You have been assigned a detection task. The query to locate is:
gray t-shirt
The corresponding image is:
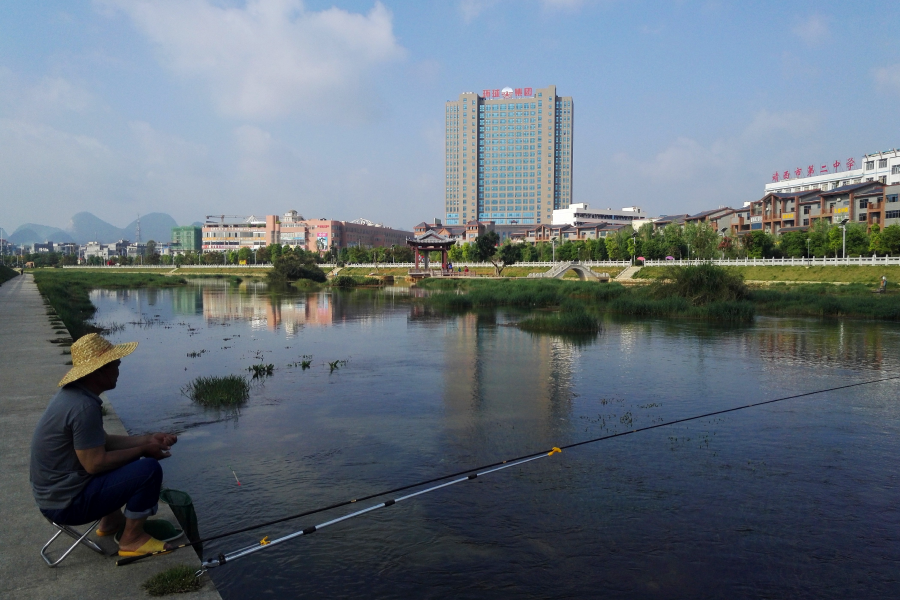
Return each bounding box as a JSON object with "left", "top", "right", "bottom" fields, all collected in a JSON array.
[{"left": 30, "top": 384, "right": 107, "bottom": 510}]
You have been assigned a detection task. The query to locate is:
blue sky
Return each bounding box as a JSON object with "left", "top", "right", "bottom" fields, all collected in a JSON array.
[{"left": 1, "top": 0, "right": 899, "bottom": 233}]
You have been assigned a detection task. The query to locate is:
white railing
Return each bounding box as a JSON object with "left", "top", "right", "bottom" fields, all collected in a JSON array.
[
  {"left": 335, "top": 260, "right": 631, "bottom": 268},
  {"left": 641, "top": 256, "right": 900, "bottom": 267},
  {"left": 63, "top": 264, "right": 273, "bottom": 269}
]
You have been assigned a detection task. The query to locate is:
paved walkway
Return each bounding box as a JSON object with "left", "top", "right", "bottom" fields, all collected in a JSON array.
[
  {"left": 0, "top": 274, "right": 220, "bottom": 599},
  {"left": 615, "top": 265, "right": 643, "bottom": 280}
]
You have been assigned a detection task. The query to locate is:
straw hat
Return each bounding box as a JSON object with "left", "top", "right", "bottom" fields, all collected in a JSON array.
[{"left": 58, "top": 333, "right": 138, "bottom": 387}]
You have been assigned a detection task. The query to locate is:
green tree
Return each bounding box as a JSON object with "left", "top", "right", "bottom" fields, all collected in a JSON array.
[
  {"left": 556, "top": 240, "right": 578, "bottom": 261},
  {"left": 237, "top": 247, "right": 252, "bottom": 264},
  {"left": 743, "top": 231, "right": 774, "bottom": 258},
  {"left": 779, "top": 231, "right": 808, "bottom": 258},
  {"left": 268, "top": 253, "right": 326, "bottom": 283},
  {"left": 844, "top": 223, "right": 870, "bottom": 256},
  {"left": 683, "top": 222, "right": 719, "bottom": 259},
  {"left": 808, "top": 220, "right": 830, "bottom": 257},
  {"left": 448, "top": 243, "right": 465, "bottom": 262},
  {"left": 661, "top": 224, "right": 685, "bottom": 258},
  {"left": 473, "top": 231, "right": 518, "bottom": 275},
  {"left": 874, "top": 224, "right": 900, "bottom": 255}
]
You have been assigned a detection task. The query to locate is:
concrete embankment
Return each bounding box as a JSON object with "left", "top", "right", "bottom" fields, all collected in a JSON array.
[{"left": 0, "top": 274, "right": 220, "bottom": 599}]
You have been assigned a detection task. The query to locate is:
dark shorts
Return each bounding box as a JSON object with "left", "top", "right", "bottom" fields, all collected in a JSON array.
[{"left": 41, "top": 458, "right": 162, "bottom": 525}]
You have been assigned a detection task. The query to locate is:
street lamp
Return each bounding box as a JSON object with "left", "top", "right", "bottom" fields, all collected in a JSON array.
[
  {"left": 631, "top": 231, "right": 637, "bottom": 266},
  {"left": 840, "top": 218, "right": 849, "bottom": 260},
  {"left": 806, "top": 237, "right": 810, "bottom": 262},
  {"left": 551, "top": 236, "right": 558, "bottom": 262}
]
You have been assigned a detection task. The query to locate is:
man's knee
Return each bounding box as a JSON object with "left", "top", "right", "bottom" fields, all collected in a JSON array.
[{"left": 134, "top": 457, "right": 163, "bottom": 485}]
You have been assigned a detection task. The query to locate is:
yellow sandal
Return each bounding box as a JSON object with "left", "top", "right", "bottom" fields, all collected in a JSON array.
[{"left": 117, "top": 536, "right": 170, "bottom": 557}]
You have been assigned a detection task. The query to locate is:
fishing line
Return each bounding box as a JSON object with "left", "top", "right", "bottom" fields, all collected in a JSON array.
[{"left": 116, "top": 373, "right": 900, "bottom": 567}]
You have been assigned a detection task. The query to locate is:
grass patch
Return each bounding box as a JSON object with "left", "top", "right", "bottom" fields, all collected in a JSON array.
[
  {"left": 141, "top": 564, "right": 202, "bottom": 596},
  {"left": 636, "top": 264, "right": 900, "bottom": 285},
  {"left": 518, "top": 309, "right": 601, "bottom": 334},
  {"left": 32, "top": 271, "right": 187, "bottom": 339},
  {"left": 292, "top": 279, "right": 323, "bottom": 290},
  {"left": 330, "top": 275, "right": 383, "bottom": 287},
  {"left": 182, "top": 375, "right": 250, "bottom": 407},
  {"left": 0, "top": 264, "right": 19, "bottom": 286}
]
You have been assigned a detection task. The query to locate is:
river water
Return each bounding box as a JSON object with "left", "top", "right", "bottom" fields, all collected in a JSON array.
[{"left": 92, "top": 281, "right": 900, "bottom": 599}]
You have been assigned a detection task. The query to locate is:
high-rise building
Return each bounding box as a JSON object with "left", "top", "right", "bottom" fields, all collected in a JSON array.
[{"left": 444, "top": 85, "right": 573, "bottom": 226}]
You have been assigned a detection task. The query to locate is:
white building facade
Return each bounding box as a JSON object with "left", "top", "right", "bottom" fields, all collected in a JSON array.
[
  {"left": 552, "top": 203, "right": 646, "bottom": 227},
  {"left": 765, "top": 148, "right": 900, "bottom": 195}
]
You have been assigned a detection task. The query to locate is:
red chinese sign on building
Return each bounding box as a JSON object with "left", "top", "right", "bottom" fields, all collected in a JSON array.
[
  {"left": 482, "top": 87, "right": 534, "bottom": 99},
  {"left": 774, "top": 156, "right": 860, "bottom": 182}
]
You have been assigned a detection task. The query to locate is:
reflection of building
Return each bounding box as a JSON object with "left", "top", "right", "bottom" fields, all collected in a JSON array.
[
  {"left": 201, "top": 287, "right": 334, "bottom": 332},
  {"left": 440, "top": 312, "right": 573, "bottom": 433}
]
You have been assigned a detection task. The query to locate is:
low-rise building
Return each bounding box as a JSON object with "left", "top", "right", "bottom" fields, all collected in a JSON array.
[
  {"left": 201, "top": 212, "right": 413, "bottom": 254},
  {"left": 552, "top": 203, "right": 646, "bottom": 227},
  {"left": 171, "top": 226, "right": 202, "bottom": 252}
]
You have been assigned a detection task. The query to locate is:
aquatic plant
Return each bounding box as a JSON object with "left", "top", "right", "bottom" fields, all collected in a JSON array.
[
  {"left": 328, "top": 359, "right": 349, "bottom": 373},
  {"left": 182, "top": 375, "right": 250, "bottom": 407},
  {"left": 650, "top": 263, "right": 749, "bottom": 305},
  {"left": 141, "top": 564, "right": 202, "bottom": 596},
  {"left": 331, "top": 275, "right": 382, "bottom": 287},
  {"left": 248, "top": 363, "right": 274, "bottom": 378},
  {"left": 517, "top": 309, "right": 601, "bottom": 334}
]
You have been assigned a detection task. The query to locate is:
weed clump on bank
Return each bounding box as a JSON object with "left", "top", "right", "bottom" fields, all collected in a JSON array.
[
  {"left": 182, "top": 375, "right": 250, "bottom": 407},
  {"left": 141, "top": 564, "right": 202, "bottom": 596}
]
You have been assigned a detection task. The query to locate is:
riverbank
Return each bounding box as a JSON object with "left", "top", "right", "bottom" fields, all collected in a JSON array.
[
  {"left": 32, "top": 270, "right": 189, "bottom": 339},
  {"left": 0, "top": 274, "right": 219, "bottom": 599},
  {"left": 418, "top": 269, "right": 900, "bottom": 323},
  {"left": 636, "top": 264, "right": 900, "bottom": 285}
]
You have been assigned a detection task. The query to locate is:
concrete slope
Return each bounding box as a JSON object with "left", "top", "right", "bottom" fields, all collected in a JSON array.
[
  {"left": 615, "top": 266, "right": 642, "bottom": 280},
  {"left": 0, "top": 274, "right": 220, "bottom": 600}
]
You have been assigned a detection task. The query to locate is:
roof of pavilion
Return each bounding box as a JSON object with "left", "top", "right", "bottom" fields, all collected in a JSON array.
[{"left": 407, "top": 231, "right": 455, "bottom": 246}]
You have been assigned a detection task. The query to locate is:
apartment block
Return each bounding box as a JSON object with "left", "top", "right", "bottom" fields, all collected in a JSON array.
[{"left": 444, "top": 84, "right": 573, "bottom": 226}]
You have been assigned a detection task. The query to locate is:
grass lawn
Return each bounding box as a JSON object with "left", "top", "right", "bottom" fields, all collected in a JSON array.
[{"left": 635, "top": 265, "right": 900, "bottom": 286}]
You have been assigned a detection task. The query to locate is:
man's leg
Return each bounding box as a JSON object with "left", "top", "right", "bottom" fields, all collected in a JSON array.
[{"left": 42, "top": 458, "right": 169, "bottom": 550}]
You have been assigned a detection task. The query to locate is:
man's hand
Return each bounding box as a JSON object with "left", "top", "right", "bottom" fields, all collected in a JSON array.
[
  {"left": 151, "top": 432, "right": 178, "bottom": 447},
  {"left": 143, "top": 441, "right": 172, "bottom": 460}
]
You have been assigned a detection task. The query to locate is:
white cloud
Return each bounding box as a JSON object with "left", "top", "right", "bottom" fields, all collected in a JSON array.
[
  {"left": 611, "top": 110, "right": 822, "bottom": 211},
  {"left": 793, "top": 14, "right": 829, "bottom": 46},
  {"left": 98, "top": 0, "right": 405, "bottom": 120},
  {"left": 873, "top": 64, "right": 900, "bottom": 92},
  {"left": 460, "top": 0, "right": 498, "bottom": 23}
]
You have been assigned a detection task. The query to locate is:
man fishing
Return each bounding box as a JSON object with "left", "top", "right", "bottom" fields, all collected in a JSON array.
[{"left": 30, "top": 333, "right": 178, "bottom": 557}]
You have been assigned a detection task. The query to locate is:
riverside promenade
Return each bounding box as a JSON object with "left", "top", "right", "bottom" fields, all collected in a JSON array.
[{"left": 0, "top": 274, "right": 220, "bottom": 599}]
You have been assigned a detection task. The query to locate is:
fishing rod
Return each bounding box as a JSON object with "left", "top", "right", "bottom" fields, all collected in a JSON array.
[{"left": 116, "top": 373, "right": 900, "bottom": 568}]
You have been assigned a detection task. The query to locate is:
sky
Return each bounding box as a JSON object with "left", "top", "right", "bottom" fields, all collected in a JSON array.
[{"left": 1, "top": 0, "right": 899, "bottom": 234}]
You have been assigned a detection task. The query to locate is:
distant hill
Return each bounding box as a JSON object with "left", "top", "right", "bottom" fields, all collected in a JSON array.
[
  {"left": 13, "top": 212, "right": 183, "bottom": 245},
  {"left": 122, "top": 213, "right": 179, "bottom": 245},
  {"left": 9, "top": 224, "right": 75, "bottom": 245},
  {"left": 66, "top": 212, "right": 126, "bottom": 245}
]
